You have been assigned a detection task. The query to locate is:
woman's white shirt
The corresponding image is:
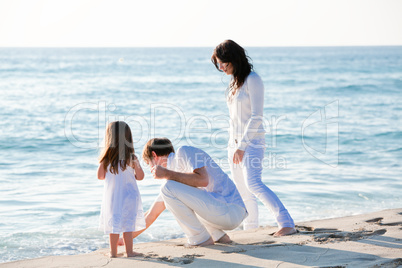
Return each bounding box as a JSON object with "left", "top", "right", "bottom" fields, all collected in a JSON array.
[{"left": 226, "top": 72, "right": 265, "bottom": 151}]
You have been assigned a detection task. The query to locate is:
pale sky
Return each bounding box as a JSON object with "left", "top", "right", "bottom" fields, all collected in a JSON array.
[{"left": 0, "top": 0, "right": 401, "bottom": 47}]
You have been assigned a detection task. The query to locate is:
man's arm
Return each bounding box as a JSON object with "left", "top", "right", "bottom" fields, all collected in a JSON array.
[
  {"left": 132, "top": 200, "right": 166, "bottom": 239},
  {"left": 151, "top": 166, "right": 209, "bottom": 188}
]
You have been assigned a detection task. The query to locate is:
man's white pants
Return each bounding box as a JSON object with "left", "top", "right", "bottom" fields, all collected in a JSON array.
[
  {"left": 161, "top": 180, "right": 247, "bottom": 246},
  {"left": 228, "top": 138, "right": 295, "bottom": 230}
]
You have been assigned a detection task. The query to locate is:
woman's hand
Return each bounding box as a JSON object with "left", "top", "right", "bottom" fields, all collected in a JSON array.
[
  {"left": 233, "top": 149, "right": 245, "bottom": 164},
  {"left": 150, "top": 165, "right": 168, "bottom": 179}
]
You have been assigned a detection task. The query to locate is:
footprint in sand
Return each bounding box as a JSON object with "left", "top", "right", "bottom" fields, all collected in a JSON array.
[
  {"left": 365, "top": 217, "right": 384, "bottom": 223},
  {"left": 143, "top": 253, "right": 204, "bottom": 264},
  {"left": 295, "top": 225, "right": 341, "bottom": 234},
  {"left": 247, "top": 241, "right": 276, "bottom": 246},
  {"left": 365, "top": 217, "right": 402, "bottom": 226},
  {"left": 376, "top": 258, "right": 402, "bottom": 267},
  {"left": 221, "top": 248, "right": 247, "bottom": 254},
  {"left": 313, "top": 229, "right": 387, "bottom": 243}
]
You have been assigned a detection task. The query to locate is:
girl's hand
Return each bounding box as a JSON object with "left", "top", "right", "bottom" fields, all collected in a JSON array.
[
  {"left": 150, "top": 165, "right": 168, "bottom": 179},
  {"left": 233, "top": 149, "right": 245, "bottom": 164},
  {"left": 131, "top": 154, "right": 145, "bottom": 180}
]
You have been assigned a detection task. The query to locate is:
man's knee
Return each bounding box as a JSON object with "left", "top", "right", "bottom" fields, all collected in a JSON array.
[{"left": 161, "top": 180, "right": 180, "bottom": 199}]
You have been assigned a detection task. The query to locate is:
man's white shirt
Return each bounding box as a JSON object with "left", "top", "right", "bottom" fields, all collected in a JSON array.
[{"left": 156, "top": 146, "right": 245, "bottom": 209}]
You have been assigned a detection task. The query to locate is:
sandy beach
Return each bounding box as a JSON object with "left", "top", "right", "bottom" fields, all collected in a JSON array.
[{"left": 1, "top": 208, "right": 401, "bottom": 267}]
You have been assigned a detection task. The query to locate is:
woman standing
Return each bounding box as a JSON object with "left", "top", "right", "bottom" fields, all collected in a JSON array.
[{"left": 211, "top": 40, "right": 296, "bottom": 236}]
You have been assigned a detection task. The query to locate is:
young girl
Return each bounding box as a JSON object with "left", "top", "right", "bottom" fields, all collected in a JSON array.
[
  {"left": 211, "top": 40, "right": 296, "bottom": 236},
  {"left": 97, "top": 121, "right": 146, "bottom": 257}
]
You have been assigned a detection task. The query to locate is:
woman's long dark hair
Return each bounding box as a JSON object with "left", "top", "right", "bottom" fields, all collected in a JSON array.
[{"left": 211, "top": 40, "right": 253, "bottom": 93}]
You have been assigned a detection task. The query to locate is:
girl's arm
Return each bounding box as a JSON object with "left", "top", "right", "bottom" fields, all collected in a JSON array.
[
  {"left": 97, "top": 162, "right": 106, "bottom": 180},
  {"left": 131, "top": 155, "right": 145, "bottom": 180},
  {"left": 132, "top": 200, "right": 166, "bottom": 239}
]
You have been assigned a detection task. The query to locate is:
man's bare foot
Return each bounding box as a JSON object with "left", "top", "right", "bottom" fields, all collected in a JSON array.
[
  {"left": 117, "top": 237, "right": 124, "bottom": 246},
  {"left": 126, "top": 251, "right": 143, "bottom": 258},
  {"left": 273, "top": 227, "right": 297, "bottom": 237},
  {"left": 184, "top": 237, "right": 214, "bottom": 248},
  {"left": 216, "top": 234, "right": 233, "bottom": 244}
]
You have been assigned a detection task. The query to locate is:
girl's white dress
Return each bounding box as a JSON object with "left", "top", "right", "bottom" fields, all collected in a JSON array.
[{"left": 99, "top": 163, "right": 145, "bottom": 234}]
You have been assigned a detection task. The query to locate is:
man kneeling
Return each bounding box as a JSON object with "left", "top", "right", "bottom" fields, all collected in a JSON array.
[{"left": 141, "top": 138, "right": 247, "bottom": 247}]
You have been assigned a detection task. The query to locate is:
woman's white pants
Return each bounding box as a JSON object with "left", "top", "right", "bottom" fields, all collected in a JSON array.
[
  {"left": 228, "top": 139, "right": 294, "bottom": 230},
  {"left": 161, "top": 180, "right": 247, "bottom": 245}
]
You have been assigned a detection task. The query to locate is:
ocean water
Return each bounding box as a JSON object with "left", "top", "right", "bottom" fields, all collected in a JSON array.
[{"left": 0, "top": 46, "right": 401, "bottom": 263}]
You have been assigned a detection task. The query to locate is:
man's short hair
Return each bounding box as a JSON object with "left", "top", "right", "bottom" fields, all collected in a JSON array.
[{"left": 142, "top": 138, "right": 175, "bottom": 164}]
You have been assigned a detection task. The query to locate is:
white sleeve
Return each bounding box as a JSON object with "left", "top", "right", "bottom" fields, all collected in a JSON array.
[
  {"left": 155, "top": 193, "right": 163, "bottom": 202},
  {"left": 176, "top": 146, "right": 206, "bottom": 171},
  {"left": 238, "top": 73, "right": 264, "bottom": 151}
]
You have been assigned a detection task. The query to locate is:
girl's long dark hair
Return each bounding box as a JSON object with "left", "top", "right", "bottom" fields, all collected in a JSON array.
[
  {"left": 211, "top": 40, "right": 253, "bottom": 93},
  {"left": 99, "top": 121, "right": 134, "bottom": 174}
]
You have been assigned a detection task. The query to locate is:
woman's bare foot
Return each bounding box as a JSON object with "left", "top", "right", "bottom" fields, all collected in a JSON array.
[
  {"left": 117, "top": 237, "right": 124, "bottom": 246},
  {"left": 216, "top": 234, "right": 233, "bottom": 244},
  {"left": 126, "top": 251, "right": 143, "bottom": 257},
  {"left": 273, "top": 227, "right": 297, "bottom": 237},
  {"left": 184, "top": 237, "right": 214, "bottom": 248}
]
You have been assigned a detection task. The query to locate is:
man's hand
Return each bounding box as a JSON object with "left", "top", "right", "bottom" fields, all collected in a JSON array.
[
  {"left": 233, "top": 149, "right": 245, "bottom": 164},
  {"left": 132, "top": 200, "right": 166, "bottom": 240},
  {"left": 151, "top": 165, "right": 168, "bottom": 179}
]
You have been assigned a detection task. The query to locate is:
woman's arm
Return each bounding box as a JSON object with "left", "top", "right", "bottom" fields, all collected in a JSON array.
[
  {"left": 132, "top": 200, "right": 166, "bottom": 239},
  {"left": 238, "top": 73, "right": 265, "bottom": 151},
  {"left": 97, "top": 162, "right": 105, "bottom": 180}
]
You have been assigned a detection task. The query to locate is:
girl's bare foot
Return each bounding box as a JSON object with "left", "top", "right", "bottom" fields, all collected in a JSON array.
[
  {"left": 126, "top": 251, "right": 143, "bottom": 257},
  {"left": 109, "top": 252, "right": 124, "bottom": 258},
  {"left": 184, "top": 237, "right": 214, "bottom": 248},
  {"left": 273, "top": 227, "right": 297, "bottom": 237},
  {"left": 117, "top": 237, "right": 124, "bottom": 246},
  {"left": 216, "top": 234, "right": 233, "bottom": 244}
]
